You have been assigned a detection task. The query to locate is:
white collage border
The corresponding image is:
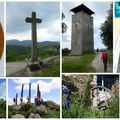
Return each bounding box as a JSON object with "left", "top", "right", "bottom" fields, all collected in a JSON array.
[{"left": 0, "top": 0, "right": 119, "bottom": 119}]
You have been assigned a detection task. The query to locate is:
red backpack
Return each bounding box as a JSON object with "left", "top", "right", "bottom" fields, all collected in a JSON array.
[{"left": 102, "top": 52, "right": 107, "bottom": 60}]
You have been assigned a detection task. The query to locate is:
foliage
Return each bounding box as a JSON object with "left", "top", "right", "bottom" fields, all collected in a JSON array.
[
  {"left": 43, "top": 101, "right": 60, "bottom": 111},
  {"left": 107, "top": 51, "right": 113, "bottom": 64},
  {"left": 45, "top": 109, "right": 60, "bottom": 118},
  {"left": 20, "top": 103, "right": 33, "bottom": 112},
  {"left": 9, "top": 101, "right": 60, "bottom": 118},
  {"left": 62, "top": 48, "right": 70, "bottom": 56},
  {"left": 8, "top": 106, "right": 17, "bottom": 118},
  {"left": 0, "top": 99, "right": 6, "bottom": 118},
  {"left": 6, "top": 44, "right": 60, "bottom": 62},
  {"left": 62, "top": 53, "right": 96, "bottom": 72},
  {"left": 33, "top": 60, "right": 60, "bottom": 77},
  {"left": 62, "top": 12, "right": 67, "bottom": 33},
  {"left": 26, "top": 106, "right": 47, "bottom": 117},
  {"left": 100, "top": 4, "right": 113, "bottom": 49},
  {"left": 104, "top": 94, "right": 119, "bottom": 118},
  {"left": 82, "top": 80, "right": 91, "bottom": 107},
  {"left": 62, "top": 79, "right": 119, "bottom": 118}
]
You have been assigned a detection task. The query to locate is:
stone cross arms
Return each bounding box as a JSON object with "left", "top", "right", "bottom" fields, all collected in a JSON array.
[{"left": 25, "top": 12, "right": 42, "bottom": 61}]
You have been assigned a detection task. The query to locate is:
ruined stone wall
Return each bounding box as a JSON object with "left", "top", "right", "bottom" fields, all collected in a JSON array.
[
  {"left": 111, "top": 76, "right": 119, "bottom": 95},
  {"left": 63, "top": 74, "right": 93, "bottom": 92}
]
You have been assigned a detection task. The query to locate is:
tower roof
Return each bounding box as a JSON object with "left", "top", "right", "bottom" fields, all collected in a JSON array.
[{"left": 70, "top": 4, "right": 94, "bottom": 15}]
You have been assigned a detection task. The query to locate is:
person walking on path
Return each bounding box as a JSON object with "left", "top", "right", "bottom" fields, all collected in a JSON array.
[{"left": 101, "top": 50, "right": 108, "bottom": 72}]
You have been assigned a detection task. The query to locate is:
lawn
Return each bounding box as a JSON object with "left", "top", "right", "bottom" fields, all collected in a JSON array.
[
  {"left": 108, "top": 51, "right": 113, "bottom": 64},
  {"left": 62, "top": 53, "right": 96, "bottom": 73},
  {"left": 34, "top": 60, "right": 60, "bottom": 77}
]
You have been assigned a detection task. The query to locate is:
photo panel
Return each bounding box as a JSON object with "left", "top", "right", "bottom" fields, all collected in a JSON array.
[
  {"left": 6, "top": 2, "right": 60, "bottom": 77},
  {"left": 114, "top": 1, "right": 120, "bottom": 73},
  {"left": 62, "top": 74, "right": 119, "bottom": 118},
  {"left": 8, "top": 78, "right": 60, "bottom": 118},
  {"left": 62, "top": 2, "right": 113, "bottom": 73}
]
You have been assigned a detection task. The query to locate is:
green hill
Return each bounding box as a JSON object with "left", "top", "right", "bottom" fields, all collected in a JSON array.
[
  {"left": 6, "top": 44, "right": 60, "bottom": 62},
  {"left": 6, "top": 39, "right": 59, "bottom": 46}
]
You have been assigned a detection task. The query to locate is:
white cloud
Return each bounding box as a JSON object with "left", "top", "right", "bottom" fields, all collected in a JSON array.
[
  {"left": 14, "top": 79, "right": 60, "bottom": 95},
  {"left": 48, "top": 97, "right": 60, "bottom": 105},
  {"left": 8, "top": 96, "right": 59, "bottom": 105},
  {"left": 62, "top": 2, "right": 111, "bottom": 49},
  {"left": 8, "top": 98, "right": 13, "bottom": 106},
  {"left": 13, "top": 78, "right": 31, "bottom": 84},
  {"left": 7, "top": 20, "right": 60, "bottom": 42},
  {"left": 8, "top": 97, "right": 34, "bottom": 105}
]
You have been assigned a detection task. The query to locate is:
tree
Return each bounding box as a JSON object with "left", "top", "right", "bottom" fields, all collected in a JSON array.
[
  {"left": 100, "top": 4, "right": 113, "bottom": 50},
  {"left": 62, "top": 12, "right": 68, "bottom": 34},
  {"left": 62, "top": 48, "right": 70, "bottom": 56}
]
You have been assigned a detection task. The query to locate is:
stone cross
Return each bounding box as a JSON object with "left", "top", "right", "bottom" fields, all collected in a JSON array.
[{"left": 25, "top": 12, "right": 42, "bottom": 61}]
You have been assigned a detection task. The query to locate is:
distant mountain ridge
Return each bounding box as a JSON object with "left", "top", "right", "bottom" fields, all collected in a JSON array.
[{"left": 6, "top": 39, "right": 60, "bottom": 46}]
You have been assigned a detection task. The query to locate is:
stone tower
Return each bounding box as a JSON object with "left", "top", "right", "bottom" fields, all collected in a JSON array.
[{"left": 70, "top": 4, "right": 94, "bottom": 55}]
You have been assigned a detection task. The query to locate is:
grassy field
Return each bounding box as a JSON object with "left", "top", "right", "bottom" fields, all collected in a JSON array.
[
  {"left": 62, "top": 53, "right": 96, "bottom": 73},
  {"left": 108, "top": 51, "right": 113, "bottom": 64},
  {"left": 34, "top": 60, "right": 60, "bottom": 77}
]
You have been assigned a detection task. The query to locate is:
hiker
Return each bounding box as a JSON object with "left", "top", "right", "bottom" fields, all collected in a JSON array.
[
  {"left": 101, "top": 50, "right": 108, "bottom": 72},
  {"left": 96, "top": 48, "right": 99, "bottom": 53}
]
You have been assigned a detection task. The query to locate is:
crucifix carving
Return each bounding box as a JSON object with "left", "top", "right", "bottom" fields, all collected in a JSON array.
[{"left": 25, "top": 12, "right": 42, "bottom": 61}]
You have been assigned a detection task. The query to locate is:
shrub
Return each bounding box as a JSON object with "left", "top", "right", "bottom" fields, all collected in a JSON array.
[
  {"left": 62, "top": 48, "right": 70, "bottom": 56},
  {"left": 0, "top": 100, "right": 6, "bottom": 118},
  {"left": 27, "top": 105, "right": 47, "bottom": 118},
  {"left": 20, "top": 103, "right": 33, "bottom": 112}
]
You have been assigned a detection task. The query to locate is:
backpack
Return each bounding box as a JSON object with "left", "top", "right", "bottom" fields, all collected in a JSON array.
[{"left": 102, "top": 52, "right": 107, "bottom": 60}]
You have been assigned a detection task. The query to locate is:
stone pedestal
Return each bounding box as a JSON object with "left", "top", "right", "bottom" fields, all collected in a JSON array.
[{"left": 25, "top": 58, "right": 43, "bottom": 71}]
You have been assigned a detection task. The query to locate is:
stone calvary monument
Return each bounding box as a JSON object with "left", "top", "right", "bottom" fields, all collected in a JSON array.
[
  {"left": 25, "top": 12, "right": 42, "bottom": 71},
  {"left": 70, "top": 4, "right": 94, "bottom": 55},
  {"left": 25, "top": 12, "right": 42, "bottom": 61}
]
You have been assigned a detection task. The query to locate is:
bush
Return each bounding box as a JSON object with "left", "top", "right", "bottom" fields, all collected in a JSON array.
[
  {"left": 20, "top": 103, "right": 33, "bottom": 112},
  {"left": 27, "top": 105, "right": 47, "bottom": 118},
  {"left": 62, "top": 48, "right": 70, "bottom": 56},
  {"left": 104, "top": 94, "right": 119, "bottom": 118},
  {"left": 0, "top": 99, "right": 6, "bottom": 118},
  {"left": 43, "top": 101, "right": 60, "bottom": 111},
  {"left": 45, "top": 109, "right": 60, "bottom": 118}
]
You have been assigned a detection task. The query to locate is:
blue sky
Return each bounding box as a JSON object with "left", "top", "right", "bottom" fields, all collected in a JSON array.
[
  {"left": 8, "top": 78, "right": 60, "bottom": 105},
  {"left": 6, "top": 2, "right": 60, "bottom": 42},
  {"left": 0, "top": 79, "right": 6, "bottom": 100},
  {"left": 62, "top": 2, "right": 111, "bottom": 49}
]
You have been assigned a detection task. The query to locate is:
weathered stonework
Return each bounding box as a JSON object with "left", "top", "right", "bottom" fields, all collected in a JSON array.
[
  {"left": 71, "top": 5, "right": 94, "bottom": 55},
  {"left": 63, "top": 74, "right": 93, "bottom": 92}
]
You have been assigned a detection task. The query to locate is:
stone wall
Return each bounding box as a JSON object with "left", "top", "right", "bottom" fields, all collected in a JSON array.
[
  {"left": 63, "top": 74, "right": 93, "bottom": 92},
  {"left": 71, "top": 11, "right": 94, "bottom": 55}
]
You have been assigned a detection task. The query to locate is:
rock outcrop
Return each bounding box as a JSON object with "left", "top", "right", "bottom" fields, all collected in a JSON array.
[{"left": 12, "top": 114, "right": 25, "bottom": 118}]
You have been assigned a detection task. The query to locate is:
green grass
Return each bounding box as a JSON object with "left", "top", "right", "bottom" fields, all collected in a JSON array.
[
  {"left": 34, "top": 60, "right": 60, "bottom": 77},
  {"left": 62, "top": 90, "right": 119, "bottom": 118},
  {"left": 0, "top": 99, "right": 6, "bottom": 118},
  {"left": 108, "top": 51, "right": 113, "bottom": 64},
  {"left": 62, "top": 53, "right": 96, "bottom": 72}
]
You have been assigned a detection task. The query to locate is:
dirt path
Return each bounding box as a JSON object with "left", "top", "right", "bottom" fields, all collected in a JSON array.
[
  {"left": 6, "top": 62, "right": 27, "bottom": 76},
  {"left": 92, "top": 53, "right": 113, "bottom": 73}
]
